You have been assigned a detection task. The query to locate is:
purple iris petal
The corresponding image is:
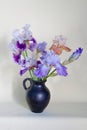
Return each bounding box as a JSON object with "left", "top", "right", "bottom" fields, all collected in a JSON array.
[
  {"left": 37, "top": 42, "right": 47, "bottom": 52},
  {"left": 41, "top": 50, "right": 60, "bottom": 66},
  {"left": 28, "top": 41, "right": 37, "bottom": 52},
  {"left": 28, "top": 43, "right": 36, "bottom": 51},
  {"left": 16, "top": 41, "right": 26, "bottom": 50},
  {"left": 56, "top": 63, "right": 68, "bottom": 76},
  {"left": 37, "top": 60, "right": 41, "bottom": 65},
  {"left": 69, "top": 47, "right": 83, "bottom": 62},
  {"left": 34, "top": 64, "right": 50, "bottom": 78},
  {"left": 20, "top": 68, "right": 28, "bottom": 75},
  {"left": 31, "top": 38, "right": 37, "bottom": 43},
  {"left": 19, "top": 57, "right": 37, "bottom": 75},
  {"left": 13, "top": 54, "right": 20, "bottom": 63}
]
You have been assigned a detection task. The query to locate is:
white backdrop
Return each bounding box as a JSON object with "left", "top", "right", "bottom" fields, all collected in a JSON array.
[{"left": 0, "top": 0, "right": 87, "bottom": 103}]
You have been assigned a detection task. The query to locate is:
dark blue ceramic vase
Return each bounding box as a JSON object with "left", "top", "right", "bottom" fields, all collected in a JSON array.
[{"left": 23, "top": 78, "right": 51, "bottom": 113}]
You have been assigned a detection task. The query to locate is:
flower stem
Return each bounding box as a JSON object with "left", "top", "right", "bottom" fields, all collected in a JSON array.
[
  {"left": 29, "top": 70, "right": 33, "bottom": 79},
  {"left": 43, "top": 69, "right": 56, "bottom": 81},
  {"left": 22, "top": 51, "right": 26, "bottom": 58},
  {"left": 25, "top": 50, "right": 28, "bottom": 57}
]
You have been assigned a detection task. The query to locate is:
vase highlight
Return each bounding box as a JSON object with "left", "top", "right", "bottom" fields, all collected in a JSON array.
[{"left": 23, "top": 78, "right": 50, "bottom": 113}]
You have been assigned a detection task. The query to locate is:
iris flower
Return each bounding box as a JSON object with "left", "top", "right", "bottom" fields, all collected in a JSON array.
[
  {"left": 36, "top": 42, "right": 47, "bottom": 53},
  {"left": 34, "top": 51, "right": 68, "bottom": 78},
  {"left": 20, "top": 57, "right": 37, "bottom": 75},
  {"left": 50, "top": 35, "right": 71, "bottom": 55},
  {"left": 62, "top": 48, "right": 83, "bottom": 65}
]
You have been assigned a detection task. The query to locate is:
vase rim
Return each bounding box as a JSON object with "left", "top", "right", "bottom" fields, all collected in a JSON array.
[{"left": 30, "top": 79, "right": 47, "bottom": 83}]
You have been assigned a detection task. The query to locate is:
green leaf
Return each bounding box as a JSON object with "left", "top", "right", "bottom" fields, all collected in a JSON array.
[{"left": 50, "top": 73, "right": 58, "bottom": 77}]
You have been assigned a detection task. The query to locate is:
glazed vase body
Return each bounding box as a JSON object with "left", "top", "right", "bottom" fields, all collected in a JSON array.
[{"left": 23, "top": 78, "right": 51, "bottom": 113}]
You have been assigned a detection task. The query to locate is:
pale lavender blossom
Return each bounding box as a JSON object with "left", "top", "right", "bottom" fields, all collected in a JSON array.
[
  {"left": 34, "top": 51, "right": 67, "bottom": 78},
  {"left": 9, "top": 39, "right": 19, "bottom": 54},
  {"left": 41, "top": 51, "right": 60, "bottom": 66},
  {"left": 34, "top": 64, "right": 50, "bottom": 78},
  {"left": 13, "top": 29, "right": 24, "bottom": 43},
  {"left": 37, "top": 42, "right": 47, "bottom": 52},
  {"left": 40, "top": 51, "right": 68, "bottom": 77},
  {"left": 12, "top": 24, "right": 33, "bottom": 43},
  {"left": 22, "top": 24, "right": 32, "bottom": 41},
  {"left": 56, "top": 63, "right": 68, "bottom": 76},
  {"left": 12, "top": 29, "right": 20, "bottom": 39}
]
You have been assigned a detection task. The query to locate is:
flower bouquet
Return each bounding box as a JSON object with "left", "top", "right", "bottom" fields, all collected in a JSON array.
[{"left": 9, "top": 24, "right": 83, "bottom": 113}]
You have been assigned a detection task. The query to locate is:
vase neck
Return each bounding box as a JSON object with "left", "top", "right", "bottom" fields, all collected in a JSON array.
[
  {"left": 30, "top": 79, "right": 46, "bottom": 89},
  {"left": 31, "top": 79, "right": 46, "bottom": 84}
]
